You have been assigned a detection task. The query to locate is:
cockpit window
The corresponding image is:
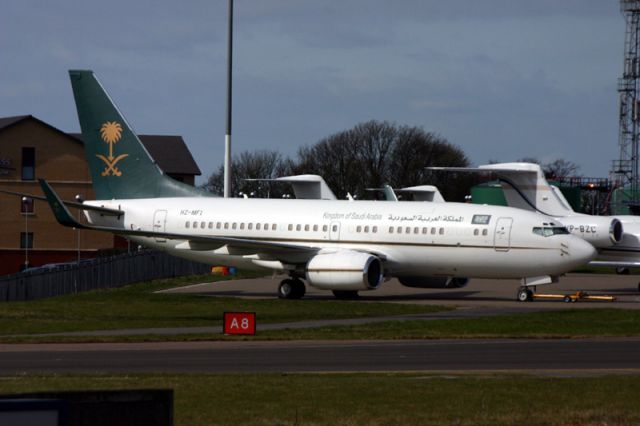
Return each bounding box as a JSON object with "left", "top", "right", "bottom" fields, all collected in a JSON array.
[{"left": 532, "top": 226, "right": 570, "bottom": 237}]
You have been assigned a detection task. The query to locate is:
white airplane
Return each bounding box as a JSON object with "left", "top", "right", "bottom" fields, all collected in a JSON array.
[
  {"left": 429, "top": 163, "right": 640, "bottom": 285},
  {"left": 35, "top": 71, "right": 597, "bottom": 301}
]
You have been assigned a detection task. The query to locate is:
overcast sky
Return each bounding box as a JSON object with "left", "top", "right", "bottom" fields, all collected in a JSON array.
[{"left": 0, "top": 1, "right": 624, "bottom": 184}]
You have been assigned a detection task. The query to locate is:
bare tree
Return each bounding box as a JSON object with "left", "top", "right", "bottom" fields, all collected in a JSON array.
[
  {"left": 202, "top": 120, "right": 473, "bottom": 200},
  {"left": 201, "top": 150, "right": 291, "bottom": 197},
  {"left": 543, "top": 159, "right": 581, "bottom": 181}
]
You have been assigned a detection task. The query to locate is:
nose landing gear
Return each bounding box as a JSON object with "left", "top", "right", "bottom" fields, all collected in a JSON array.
[{"left": 517, "top": 286, "right": 534, "bottom": 302}]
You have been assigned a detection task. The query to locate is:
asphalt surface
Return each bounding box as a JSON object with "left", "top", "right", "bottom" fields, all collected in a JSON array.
[
  {"left": 0, "top": 338, "right": 639, "bottom": 374},
  {"left": 162, "top": 272, "right": 640, "bottom": 309},
  {"left": 1, "top": 273, "right": 638, "bottom": 375}
]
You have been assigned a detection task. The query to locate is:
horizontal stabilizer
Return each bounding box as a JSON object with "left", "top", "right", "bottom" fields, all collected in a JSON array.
[{"left": 0, "top": 187, "right": 124, "bottom": 216}]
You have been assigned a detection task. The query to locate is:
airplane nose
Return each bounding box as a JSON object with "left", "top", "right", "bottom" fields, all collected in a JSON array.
[{"left": 569, "top": 237, "right": 597, "bottom": 266}]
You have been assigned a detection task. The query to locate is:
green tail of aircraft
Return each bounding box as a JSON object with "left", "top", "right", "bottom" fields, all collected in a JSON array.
[{"left": 69, "top": 70, "right": 212, "bottom": 200}]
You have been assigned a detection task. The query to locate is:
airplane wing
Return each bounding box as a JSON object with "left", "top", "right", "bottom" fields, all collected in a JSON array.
[
  {"left": 245, "top": 174, "right": 337, "bottom": 200},
  {"left": 39, "top": 179, "right": 318, "bottom": 258}
]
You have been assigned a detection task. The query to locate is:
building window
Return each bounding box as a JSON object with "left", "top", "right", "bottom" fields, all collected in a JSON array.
[
  {"left": 20, "top": 232, "right": 33, "bottom": 249},
  {"left": 21, "top": 198, "right": 34, "bottom": 214},
  {"left": 21, "top": 147, "right": 35, "bottom": 181}
]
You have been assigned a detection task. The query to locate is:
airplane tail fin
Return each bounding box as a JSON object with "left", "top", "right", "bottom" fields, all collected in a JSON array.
[
  {"left": 69, "top": 70, "right": 211, "bottom": 200},
  {"left": 478, "top": 163, "right": 575, "bottom": 216},
  {"left": 428, "top": 163, "right": 575, "bottom": 216}
]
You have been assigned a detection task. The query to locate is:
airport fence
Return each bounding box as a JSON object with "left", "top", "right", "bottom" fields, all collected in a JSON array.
[{"left": 0, "top": 251, "right": 210, "bottom": 302}]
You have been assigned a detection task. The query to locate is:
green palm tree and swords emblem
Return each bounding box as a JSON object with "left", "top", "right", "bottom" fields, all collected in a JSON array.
[{"left": 96, "top": 121, "right": 129, "bottom": 176}]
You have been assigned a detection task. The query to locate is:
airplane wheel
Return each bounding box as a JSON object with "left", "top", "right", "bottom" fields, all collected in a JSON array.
[
  {"left": 563, "top": 295, "right": 572, "bottom": 303},
  {"left": 278, "top": 279, "right": 294, "bottom": 299},
  {"left": 291, "top": 279, "right": 306, "bottom": 299},
  {"left": 332, "top": 290, "right": 359, "bottom": 299},
  {"left": 616, "top": 267, "right": 630, "bottom": 275},
  {"left": 517, "top": 287, "right": 533, "bottom": 302},
  {"left": 278, "top": 279, "right": 305, "bottom": 299}
]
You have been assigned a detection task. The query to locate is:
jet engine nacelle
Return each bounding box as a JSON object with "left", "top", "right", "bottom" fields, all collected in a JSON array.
[
  {"left": 398, "top": 276, "right": 469, "bottom": 289},
  {"left": 559, "top": 216, "right": 623, "bottom": 247},
  {"left": 305, "top": 250, "right": 383, "bottom": 291}
]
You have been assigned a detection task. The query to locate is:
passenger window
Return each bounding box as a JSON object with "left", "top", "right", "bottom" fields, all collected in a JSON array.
[
  {"left": 323, "top": 225, "right": 328, "bottom": 232},
  {"left": 356, "top": 226, "right": 362, "bottom": 233},
  {"left": 216, "top": 222, "right": 221, "bottom": 229},
  {"left": 332, "top": 225, "right": 337, "bottom": 232},
  {"left": 397, "top": 227, "right": 402, "bottom": 234},
  {"left": 414, "top": 227, "right": 419, "bottom": 234},
  {"left": 405, "top": 227, "right": 411, "bottom": 234},
  {"left": 439, "top": 228, "right": 444, "bottom": 235},
  {"left": 372, "top": 226, "right": 378, "bottom": 233},
  {"left": 422, "top": 227, "right": 427, "bottom": 234},
  {"left": 256, "top": 223, "right": 261, "bottom": 230},
  {"left": 224, "top": 223, "right": 229, "bottom": 229},
  {"left": 364, "top": 226, "right": 369, "bottom": 233},
  {"left": 474, "top": 229, "right": 479, "bottom": 236},
  {"left": 288, "top": 224, "right": 293, "bottom": 231},
  {"left": 431, "top": 228, "right": 436, "bottom": 235},
  {"left": 201, "top": 222, "right": 206, "bottom": 229},
  {"left": 272, "top": 224, "right": 277, "bottom": 231},
  {"left": 483, "top": 229, "right": 488, "bottom": 236},
  {"left": 305, "top": 224, "right": 310, "bottom": 232},
  {"left": 264, "top": 223, "right": 269, "bottom": 230},
  {"left": 185, "top": 221, "right": 190, "bottom": 228},
  {"left": 193, "top": 221, "right": 198, "bottom": 228},
  {"left": 389, "top": 227, "right": 394, "bottom": 234},
  {"left": 313, "top": 225, "right": 318, "bottom": 232},
  {"left": 240, "top": 223, "right": 245, "bottom": 230},
  {"left": 296, "top": 224, "right": 302, "bottom": 231},
  {"left": 208, "top": 222, "right": 213, "bottom": 229},
  {"left": 232, "top": 223, "right": 237, "bottom": 230},
  {"left": 248, "top": 223, "right": 253, "bottom": 230}
]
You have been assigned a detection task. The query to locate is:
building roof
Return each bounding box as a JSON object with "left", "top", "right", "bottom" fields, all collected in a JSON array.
[
  {"left": 0, "top": 115, "right": 30, "bottom": 130},
  {"left": 138, "top": 135, "right": 201, "bottom": 176},
  {"left": 0, "top": 115, "right": 202, "bottom": 177}
]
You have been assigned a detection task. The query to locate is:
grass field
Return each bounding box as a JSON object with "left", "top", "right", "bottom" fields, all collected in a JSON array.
[
  {"left": 0, "top": 273, "right": 444, "bottom": 339},
  {"left": 1, "top": 273, "right": 640, "bottom": 342},
  {"left": 0, "top": 373, "right": 637, "bottom": 425}
]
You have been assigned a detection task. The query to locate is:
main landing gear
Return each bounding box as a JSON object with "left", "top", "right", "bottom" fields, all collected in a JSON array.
[{"left": 278, "top": 278, "right": 306, "bottom": 299}]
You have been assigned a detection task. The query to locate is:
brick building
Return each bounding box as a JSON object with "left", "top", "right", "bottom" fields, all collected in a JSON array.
[{"left": 0, "top": 115, "right": 202, "bottom": 275}]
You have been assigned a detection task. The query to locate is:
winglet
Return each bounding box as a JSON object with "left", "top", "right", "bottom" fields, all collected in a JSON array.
[{"left": 38, "top": 179, "right": 88, "bottom": 229}]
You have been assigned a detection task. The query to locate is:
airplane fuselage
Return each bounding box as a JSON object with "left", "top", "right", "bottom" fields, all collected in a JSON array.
[{"left": 85, "top": 197, "right": 595, "bottom": 280}]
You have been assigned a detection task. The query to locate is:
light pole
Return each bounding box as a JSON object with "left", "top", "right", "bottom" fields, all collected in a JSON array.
[
  {"left": 75, "top": 194, "right": 84, "bottom": 263},
  {"left": 224, "top": 0, "right": 234, "bottom": 198},
  {"left": 21, "top": 196, "right": 29, "bottom": 269}
]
